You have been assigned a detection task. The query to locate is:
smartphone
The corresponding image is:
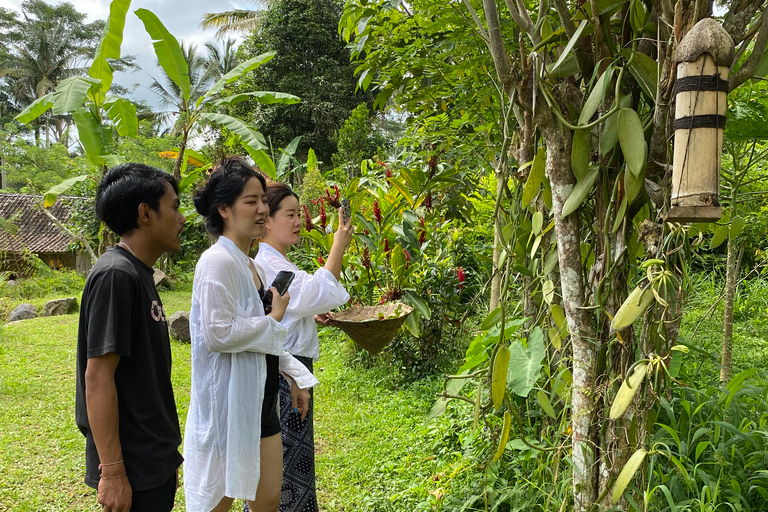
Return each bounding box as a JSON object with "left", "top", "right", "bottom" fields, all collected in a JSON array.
[
  {"left": 341, "top": 198, "right": 351, "bottom": 223},
  {"left": 262, "top": 270, "right": 295, "bottom": 313}
]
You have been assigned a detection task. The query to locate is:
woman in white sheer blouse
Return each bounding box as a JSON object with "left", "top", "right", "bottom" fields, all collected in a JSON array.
[
  {"left": 184, "top": 158, "right": 319, "bottom": 512},
  {"left": 251, "top": 182, "right": 353, "bottom": 512}
]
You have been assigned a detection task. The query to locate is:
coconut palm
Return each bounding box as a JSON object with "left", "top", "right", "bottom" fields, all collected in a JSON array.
[{"left": 200, "top": 0, "right": 277, "bottom": 39}]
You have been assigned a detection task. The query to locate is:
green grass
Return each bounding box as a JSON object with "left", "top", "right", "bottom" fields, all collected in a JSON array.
[{"left": 0, "top": 283, "right": 455, "bottom": 511}]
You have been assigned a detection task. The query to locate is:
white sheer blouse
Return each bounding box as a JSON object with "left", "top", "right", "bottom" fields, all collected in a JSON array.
[
  {"left": 254, "top": 242, "right": 350, "bottom": 360},
  {"left": 183, "top": 236, "right": 319, "bottom": 512}
]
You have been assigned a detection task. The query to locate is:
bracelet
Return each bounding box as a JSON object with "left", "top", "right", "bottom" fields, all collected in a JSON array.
[
  {"left": 100, "top": 473, "right": 126, "bottom": 480},
  {"left": 98, "top": 459, "right": 124, "bottom": 470}
]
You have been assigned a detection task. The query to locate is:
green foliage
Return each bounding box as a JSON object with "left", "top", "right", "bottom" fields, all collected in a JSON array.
[
  {"left": 0, "top": 138, "right": 91, "bottom": 193},
  {"left": 233, "top": 0, "right": 372, "bottom": 166},
  {"left": 331, "top": 103, "right": 389, "bottom": 178}
]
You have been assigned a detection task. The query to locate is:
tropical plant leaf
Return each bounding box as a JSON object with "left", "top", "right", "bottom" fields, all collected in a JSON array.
[
  {"left": 571, "top": 128, "right": 592, "bottom": 181},
  {"left": 618, "top": 108, "right": 646, "bottom": 178},
  {"left": 730, "top": 215, "right": 744, "bottom": 239},
  {"left": 209, "top": 91, "right": 301, "bottom": 107},
  {"left": 387, "top": 176, "right": 414, "bottom": 207},
  {"left": 609, "top": 362, "right": 648, "bottom": 419},
  {"left": 595, "top": 0, "right": 630, "bottom": 15},
  {"left": 612, "top": 448, "right": 648, "bottom": 504},
  {"left": 15, "top": 94, "right": 53, "bottom": 123},
  {"left": 623, "top": 50, "right": 658, "bottom": 101},
  {"left": 427, "top": 369, "right": 470, "bottom": 421},
  {"left": 537, "top": 389, "right": 557, "bottom": 419},
  {"left": 102, "top": 154, "right": 126, "bottom": 168},
  {"left": 710, "top": 225, "right": 729, "bottom": 249},
  {"left": 72, "top": 109, "right": 104, "bottom": 164},
  {"left": 561, "top": 165, "right": 599, "bottom": 218},
  {"left": 549, "top": 20, "right": 588, "bottom": 75},
  {"left": 204, "top": 52, "right": 276, "bottom": 100},
  {"left": 135, "top": 8, "right": 191, "bottom": 101},
  {"left": 44, "top": 175, "right": 89, "bottom": 207},
  {"left": 52, "top": 77, "right": 99, "bottom": 115},
  {"left": 105, "top": 98, "right": 138, "bottom": 138},
  {"left": 522, "top": 148, "right": 546, "bottom": 206},
  {"left": 482, "top": 307, "right": 503, "bottom": 330},
  {"left": 404, "top": 290, "right": 431, "bottom": 320},
  {"left": 506, "top": 327, "right": 546, "bottom": 397},
  {"left": 200, "top": 112, "right": 266, "bottom": 149},
  {"left": 244, "top": 147, "right": 277, "bottom": 180},
  {"left": 579, "top": 65, "right": 614, "bottom": 125},
  {"left": 89, "top": 0, "right": 131, "bottom": 96}
]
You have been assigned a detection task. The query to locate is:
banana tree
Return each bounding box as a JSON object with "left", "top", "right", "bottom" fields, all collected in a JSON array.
[{"left": 136, "top": 9, "right": 300, "bottom": 180}]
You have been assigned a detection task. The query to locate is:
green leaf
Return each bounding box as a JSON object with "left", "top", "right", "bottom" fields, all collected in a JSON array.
[
  {"left": 561, "top": 165, "right": 599, "bottom": 218},
  {"left": 15, "top": 94, "right": 53, "bottom": 123},
  {"left": 618, "top": 108, "right": 646, "bottom": 178},
  {"left": 623, "top": 50, "right": 658, "bottom": 102},
  {"left": 624, "top": 167, "right": 644, "bottom": 203},
  {"left": 612, "top": 197, "right": 628, "bottom": 233},
  {"left": 205, "top": 52, "right": 276, "bottom": 99},
  {"left": 43, "top": 175, "right": 89, "bottom": 207},
  {"left": 244, "top": 147, "right": 277, "bottom": 180},
  {"left": 89, "top": 0, "right": 131, "bottom": 96},
  {"left": 669, "top": 349, "right": 682, "bottom": 378},
  {"left": 710, "top": 225, "right": 729, "bottom": 249},
  {"left": 609, "top": 362, "right": 648, "bottom": 419},
  {"left": 571, "top": 128, "right": 592, "bottom": 181},
  {"left": 426, "top": 369, "right": 471, "bottom": 422},
  {"left": 105, "top": 98, "right": 137, "bottom": 138},
  {"left": 724, "top": 367, "right": 759, "bottom": 407},
  {"left": 200, "top": 112, "right": 266, "bottom": 150},
  {"left": 404, "top": 312, "right": 420, "bottom": 337},
  {"left": 542, "top": 279, "right": 555, "bottom": 305},
  {"left": 579, "top": 65, "right": 614, "bottom": 125},
  {"left": 531, "top": 211, "right": 543, "bottom": 235},
  {"left": 595, "top": 0, "right": 630, "bottom": 15},
  {"left": 52, "top": 77, "right": 99, "bottom": 115},
  {"left": 72, "top": 109, "right": 104, "bottom": 163},
  {"left": 506, "top": 327, "right": 546, "bottom": 397},
  {"left": 404, "top": 290, "right": 431, "bottom": 320},
  {"left": 103, "top": 154, "right": 126, "bottom": 168},
  {"left": 537, "top": 390, "right": 557, "bottom": 419},
  {"left": 482, "top": 307, "right": 503, "bottom": 330},
  {"left": 730, "top": 215, "right": 744, "bottom": 239},
  {"left": 612, "top": 448, "right": 648, "bottom": 504},
  {"left": 277, "top": 136, "right": 302, "bottom": 176},
  {"left": 209, "top": 91, "right": 301, "bottom": 107},
  {"left": 549, "top": 20, "right": 588, "bottom": 75},
  {"left": 387, "top": 176, "right": 414, "bottom": 207},
  {"left": 135, "top": 8, "right": 190, "bottom": 101},
  {"left": 522, "top": 148, "right": 546, "bottom": 206}
]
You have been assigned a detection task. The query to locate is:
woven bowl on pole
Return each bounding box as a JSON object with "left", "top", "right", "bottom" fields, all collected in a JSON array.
[{"left": 331, "top": 302, "right": 413, "bottom": 355}]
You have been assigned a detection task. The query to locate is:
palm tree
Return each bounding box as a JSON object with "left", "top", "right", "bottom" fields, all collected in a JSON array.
[{"left": 200, "top": 0, "right": 276, "bottom": 39}]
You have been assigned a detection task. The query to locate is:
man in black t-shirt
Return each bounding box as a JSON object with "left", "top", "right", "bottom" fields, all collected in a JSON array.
[{"left": 75, "top": 163, "right": 186, "bottom": 512}]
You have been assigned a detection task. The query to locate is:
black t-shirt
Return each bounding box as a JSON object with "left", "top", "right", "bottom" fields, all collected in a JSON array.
[
  {"left": 257, "top": 283, "right": 280, "bottom": 393},
  {"left": 75, "top": 247, "right": 183, "bottom": 491}
]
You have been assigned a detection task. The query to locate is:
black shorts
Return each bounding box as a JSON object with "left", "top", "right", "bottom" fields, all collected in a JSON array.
[
  {"left": 128, "top": 472, "right": 176, "bottom": 512},
  {"left": 261, "top": 390, "right": 281, "bottom": 437}
]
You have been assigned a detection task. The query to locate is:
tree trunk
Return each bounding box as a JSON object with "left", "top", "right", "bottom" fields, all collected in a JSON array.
[
  {"left": 541, "top": 124, "right": 597, "bottom": 511},
  {"left": 173, "top": 130, "right": 189, "bottom": 181},
  {"left": 720, "top": 238, "right": 744, "bottom": 383}
]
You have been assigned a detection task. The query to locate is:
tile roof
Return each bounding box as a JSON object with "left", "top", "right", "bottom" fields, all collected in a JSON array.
[{"left": 0, "top": 193, "right": 87, "bottom": 253}]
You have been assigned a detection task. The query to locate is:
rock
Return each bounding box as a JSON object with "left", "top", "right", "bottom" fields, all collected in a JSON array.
[
  {"left": 169, "top": 311, "right": 190, "bottom": 342},
  {"left": 153, "top": 268, "right": 166, "bottom": 287},
  {"left": 43, "top": 297, "right": 78, "bottom": 317},
  {"left": 9, "top": 303, "right": 37, "bottom": 322}
]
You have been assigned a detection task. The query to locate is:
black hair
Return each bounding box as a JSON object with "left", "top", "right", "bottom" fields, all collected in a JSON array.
[
  {"left": 193, "top": 156, "right": 267, "bottom": 237},
  {"left": 265, "top": 182, "right": 299, "bottom": 217},
  {"left": 95, "top": 163, "right": 178, "bottom": 236}
]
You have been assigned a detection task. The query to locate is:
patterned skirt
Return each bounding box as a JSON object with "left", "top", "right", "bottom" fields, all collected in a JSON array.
[{"left": 245, "top": 356, "right": 317, "bottom": 512}]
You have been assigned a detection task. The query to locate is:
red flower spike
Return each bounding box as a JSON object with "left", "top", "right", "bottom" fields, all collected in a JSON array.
[
  {"left": 424, "top": 193, "right": 432, "bottom": 210},
  {"left": 384, "top": 239, "right": 390, "bottom": 253},
  {"left": 325, "top": 188, "right": 341, "bottom": 208},
  {"left": 373, "top": 200, "right": 382, "bottom": 226},
  {"left": 457, "top": 267, "right": 466, "bottom": 292},
  {"left": 318, "top": 255, "right": 325, "bottom": 265},
  {"left": 361, "top": 248, "right": 371, "bottom": 269},
  {"left": 419, "top": 230, "right": 426, "bottom": 247},
  {"left": 319, "top": 200, "right": 327, "bottom": 230},
  {"left": 302, "top": 205, "right": 315, "bottom": 231}
]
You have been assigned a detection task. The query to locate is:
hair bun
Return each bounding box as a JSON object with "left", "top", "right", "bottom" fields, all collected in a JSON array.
[{"left": 193, "top": 185, "right": 211, "bottom": 216}]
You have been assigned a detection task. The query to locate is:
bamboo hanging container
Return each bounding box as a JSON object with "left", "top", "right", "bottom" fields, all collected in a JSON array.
[{"left": 669, "top": 18, "right": 734, "bottom": 222}]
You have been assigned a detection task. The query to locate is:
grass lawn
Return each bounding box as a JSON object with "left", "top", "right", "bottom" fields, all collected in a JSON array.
[{"left": 0, "top": 287, "right": 450, "bottom": 511}]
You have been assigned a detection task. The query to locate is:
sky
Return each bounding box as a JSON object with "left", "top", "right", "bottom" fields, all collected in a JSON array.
[{"left": 0, "top": 0, "right": 250, "bottom": 108}]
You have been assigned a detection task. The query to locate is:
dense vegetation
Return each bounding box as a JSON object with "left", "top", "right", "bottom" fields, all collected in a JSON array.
[{"left": 1, "top": 0, "right": 768, "bottom": 511}]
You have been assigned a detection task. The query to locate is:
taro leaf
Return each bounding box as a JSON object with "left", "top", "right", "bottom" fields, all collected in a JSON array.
[
  {"left": 618, "top": 108, "right": 646, "bottom": 178},
  {"left": 710, "top": 225, "right": 729, "bottom": 249},
  {"left": 571, "top": 128, "right": 592, "bottom": 181},
  {"left": 579, "top": 65, "right": 614, "bottom": 125},
  {"left": 44, "top": 175, "right": 89, "bottom": 207},
  {"left": 612, "top": 448, "right": 648, "bottom": 504},
  {"left": 522, "top": 147, "right": 546, "bottom": 206},
  {"left": 537, "top": 389, "right": 557, "bottom": 419},
  {"left": 609, "top": 362, "right": 648, "bottom": 419},
  {"left": 506, "top": 327, "right": 546, "bottom": 397},
  {"left": 561, "top": 165, "right": 599, "bottom": 218}
]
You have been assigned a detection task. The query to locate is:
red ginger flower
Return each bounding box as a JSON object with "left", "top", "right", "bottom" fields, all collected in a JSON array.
[
  {"left": 424, "top": 193, "right": 433, "bottom": 211},
  {"left": 373, "top": 200, "right": 382, "bottom": 226},
  {"left": 457, "top": 267, "right": 466, "bottom": 292},
  {"left": 418, "top": 217, "right": 426, "bottom": 247},
  {"left": 361, "top": 247, "right": 371, "bottom": 269},
  {"left": 384, "top": 239, "right": 390, "bottom": 253},
  {"left": 318, "top": 255, "right": 325, "bottom": 265},
  {"left": 319, "top": 199, "right": 327, "bottom": 230},
  {"left": 302, "top": 205, "right": 315, "bottom": 231},
  {"left": 325, "top": 186, "right": 341, "bottom": 208}
]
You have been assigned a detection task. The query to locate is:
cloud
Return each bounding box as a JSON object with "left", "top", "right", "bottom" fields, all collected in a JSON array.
[{"left": 2, "top": 0, "right": 251, "bottom": 108}]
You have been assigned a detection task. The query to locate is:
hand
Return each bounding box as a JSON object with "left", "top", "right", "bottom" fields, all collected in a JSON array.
[
  {"left": 333, "top": 207, "right": 354, "bottom": 251},
  {"left": 267, "top": 287, "right": 290, "bottom": 321},
  {"left": 290, "top": 379, "right": 312, "bottom": 421},
  {"left": 97, "top": 473, "right": 132, "bottom": 512},
  {"left": 314, "top": 312, "right": 334, "bottom": 327}
]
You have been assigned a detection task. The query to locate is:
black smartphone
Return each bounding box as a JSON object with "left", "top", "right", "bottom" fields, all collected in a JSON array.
[
  {"left": 341, "top": 198, "right": 351, "bottom": 223},
  {"left": 262, "top": 270, "right": 295, "bottom": 313}
]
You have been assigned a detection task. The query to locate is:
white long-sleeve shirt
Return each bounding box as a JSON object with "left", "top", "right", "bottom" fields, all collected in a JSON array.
[
  {"left": 184, "top": 236, "right": 319, "bottom": 512},
  {"left": 254, "top": 242, "right": 350, "bottom": 360}
]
